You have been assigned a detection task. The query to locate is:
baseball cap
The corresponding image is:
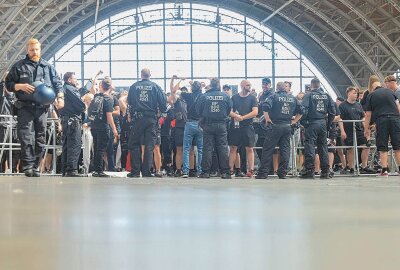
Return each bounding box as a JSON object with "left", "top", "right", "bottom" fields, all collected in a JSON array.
[
  {"left": 262, "top": 78, "right": 271, "bottom": 84},
  {"left": 222, "top": 84, "right": 231, "bottom": 90}
]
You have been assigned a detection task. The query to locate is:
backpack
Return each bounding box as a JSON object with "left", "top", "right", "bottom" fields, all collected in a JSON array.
[{"left": 87, "top": 93, "right": 105, "bottom": 122}]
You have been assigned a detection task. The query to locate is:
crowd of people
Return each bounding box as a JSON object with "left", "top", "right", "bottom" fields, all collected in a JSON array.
[{"left": 1, "top": 38, "right": 400, "bottom": 178}]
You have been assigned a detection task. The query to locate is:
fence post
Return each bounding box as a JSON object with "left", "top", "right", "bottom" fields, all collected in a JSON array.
[
  {"left": 352, "top": 120, "right": 360, "bottom": 176},
  {"left": 51, "top": 119, "right": 57, "bottom": 174},
  {"left": 9, "top": 116, "right": 13, "bottom": 173}
]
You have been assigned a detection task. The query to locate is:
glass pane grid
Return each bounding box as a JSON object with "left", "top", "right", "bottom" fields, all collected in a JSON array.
[{"left": 51, "top": 4, "right": 336, "bottom": 97}]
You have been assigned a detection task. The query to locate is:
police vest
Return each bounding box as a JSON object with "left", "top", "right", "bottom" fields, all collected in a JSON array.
[
  {"left": 268, "top": 92, "right": 297, "bottom": 123},
  {"left": 15, "top": 61, "right": 54, "bottom": 102},
  {"left": 203, "top": 92, "right": 229, "bottom": 120},
  {"left": 60, "top": 84, "right": 85, "bottom": 117},
  {"left": 305, "top": 90, "right": 330, "bottom": 120}
]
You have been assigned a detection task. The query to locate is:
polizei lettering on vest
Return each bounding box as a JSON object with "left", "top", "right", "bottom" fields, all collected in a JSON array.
[
  {"left": 136, "top": 85, "right": 153, "bottom": 91},
  {"left": 206, "top": 96, "right": 224, "bottom": 101},
  {"left": 278, "top": 97, "right": 294, "bottom": 102},
  {"left": 312, "top": 95, "right": 328, "bottom": 100}
]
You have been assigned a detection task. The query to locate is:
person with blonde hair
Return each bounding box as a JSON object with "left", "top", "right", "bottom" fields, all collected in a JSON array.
[
  {"left": 5, "top": 38, "right": 63, "bottom": 177},
  {"left": 360, "top": 75, "right": 380, "bottom": 110}
]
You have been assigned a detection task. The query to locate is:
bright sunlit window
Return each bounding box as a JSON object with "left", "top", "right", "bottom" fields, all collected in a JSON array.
[{"left": 50, "top": 2, "right": 336, "bottom": 98}]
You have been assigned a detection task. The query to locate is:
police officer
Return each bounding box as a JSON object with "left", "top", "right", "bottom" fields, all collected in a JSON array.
[
  {"left": 5, "top": 38, "right": 63, "bottom": 177},
  {"left": 255, "top": 78, "right": 275, "bottom": 166},
  {"left": 127, "top": 68, "right": 167, "bottom": 178},
  {"left": 256, "top": 82, "right": 303, "bottom": 179},
  {"left": 59, "top": 72, "right": 89, "bottom": 177},
  {"left": 300, "top": 78, "right": 336, "bottom": 179},
  {"left": 196, "top": 78, "right": 232, "bottom": 179}
]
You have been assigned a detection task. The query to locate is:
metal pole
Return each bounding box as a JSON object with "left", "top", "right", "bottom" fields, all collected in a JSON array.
[
  {"left": 0, "top": 120, "right": 10, "bottom": 162},
  {"left": 52, "top": 119, "right": 57, "bottom": 174},
  {"left": 292, "top": 132, "right": 297, "bottom": 177},
  {"left": 353, "top": 120, "right": 360, "bottom": 176},
  {"left": 9, "top": 116, "right": 13, "bottom": 173}
]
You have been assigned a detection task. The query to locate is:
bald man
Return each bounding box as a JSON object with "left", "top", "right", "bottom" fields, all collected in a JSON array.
[{"left": 228, "top": 80, "right": 258, "bottom": 177}]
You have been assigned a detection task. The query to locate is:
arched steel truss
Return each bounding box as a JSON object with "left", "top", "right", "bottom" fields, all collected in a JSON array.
[{"left": 0, "top": 0, "right": 399, "bottom": 96}]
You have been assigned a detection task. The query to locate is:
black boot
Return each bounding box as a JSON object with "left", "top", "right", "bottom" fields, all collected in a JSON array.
[
  {"left": 65, "top": 170, "right": 86, "bottom": 177},
  {"left": 25, "top": 168, "right": 40, "bottom": 177},
  {"left": 300, "top": 169, "right": 314, "bottom": 179}
]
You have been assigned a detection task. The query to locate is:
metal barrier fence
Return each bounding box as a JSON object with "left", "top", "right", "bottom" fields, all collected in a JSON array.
[
  {"left": 0, "top": 116, "right": 397, "bottom": 176},
  {"left": 251, "top": 119, "right": 398, "bottom": 176},
  {"left": 0, "top": 114, "right": 61, "bottom": 175}
]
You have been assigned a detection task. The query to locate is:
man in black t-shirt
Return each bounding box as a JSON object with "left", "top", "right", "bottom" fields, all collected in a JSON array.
[
  {"left": 339, "top": 86, "right": 375, "bottom": 174},
  {"left": 228, "top": 80, "right": 258, "bottom": 177},
  {"left": 364, "top": 83, "right": 400, "bottom": 176},
  {"left": 91, "top": 79, "right": 118, "bottom": 177}
]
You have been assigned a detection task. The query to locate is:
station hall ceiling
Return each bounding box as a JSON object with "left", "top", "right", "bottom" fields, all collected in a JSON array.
[{"left": 0, "top": 0, "right": 399, "bottom": 95}]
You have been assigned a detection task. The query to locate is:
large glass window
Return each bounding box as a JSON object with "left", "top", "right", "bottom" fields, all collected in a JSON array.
[{"left": 52, "top": 2, "right": 335, "bottom": 97}]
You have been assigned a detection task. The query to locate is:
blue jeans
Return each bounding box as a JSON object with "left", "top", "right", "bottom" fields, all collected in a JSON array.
[{"left": 183, "top": 121, "right": 203, "bottom": 174}]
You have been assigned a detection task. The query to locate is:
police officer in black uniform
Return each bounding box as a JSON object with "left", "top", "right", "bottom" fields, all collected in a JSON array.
[
  {"left": 5, "top": 38, "right": 63, "bottom": 177},
  {"left": 59, "top": 72, "right": 91, "bottom": 177},
  {"left": 300, "top": 78, "right": 336, "bottom": 179},
  {"left": 256, "top": 82, "right": 303, "bottom": 179},
  {"left": 127, "top": 68, "right": 167, "bottom": 178},
  {"left": 255, "top": 78, "right": 274, "bottom": 163},
  {"left": 196, "top": 78, "right": 232, "bottom": 179}
]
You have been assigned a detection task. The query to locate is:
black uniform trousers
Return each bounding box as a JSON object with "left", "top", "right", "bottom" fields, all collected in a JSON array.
[
  {"left": 201, "top": 122, "right": 230, "bottom": 174},
  {"left": 128, "top": 115, "right": 157, "bottom": 176},
  {"left": 161, "top": 135, "right": 172, "bottom": 168},
  {"left": 258, "top": 124, "right": 291, "bottom": 177},
  {"left": 120, "top": 128, "right": 129, "bottom": 170},
  {"left": 304, "top": 119, "right": 329, "bottom": 172},
  {"left": 61, "top": 116, "right": 82, "bottom": 174},
  {"left": 91, "top": 127, "right": 110, "bottom": 173},
  {"left": 17, "top": 106, "right": 47, "bottom": 172},
  {"left": 255, "top": 126, "right": 267, "bottom": 162}
]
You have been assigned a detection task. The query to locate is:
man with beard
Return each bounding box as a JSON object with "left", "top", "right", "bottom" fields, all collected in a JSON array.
[
  {"left": 228, "top": 80, "right": 258, "bottom": 177},
  {"left": 5, "top": 38, "right": 63, "bottom": 177}
]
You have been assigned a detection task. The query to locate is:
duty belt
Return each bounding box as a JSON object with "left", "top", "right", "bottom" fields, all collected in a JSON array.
[
  {"left": 61, "top": 115, "right": 82, "bottom": 126},
  {"left": 15, "top": 100, "right": 47, "bottom": 109},
  {"left": 133, "top": 111, "right": 156, "bottom": 119},
  {"left": 204, "top": 119, "right": 226, "bottom": 124}
]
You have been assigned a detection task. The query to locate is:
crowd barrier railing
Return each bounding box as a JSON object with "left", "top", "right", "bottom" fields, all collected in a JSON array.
[
  {"left": 0, "top": 114, "right": 61, "bottom": 175},
  {"left": 0, "top": 116, "right": 397, "bottom": 176}
]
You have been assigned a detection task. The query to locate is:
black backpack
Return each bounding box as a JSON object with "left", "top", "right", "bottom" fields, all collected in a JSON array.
[{"left": 87, "top": 93, "right": 105, "bottom": 122}]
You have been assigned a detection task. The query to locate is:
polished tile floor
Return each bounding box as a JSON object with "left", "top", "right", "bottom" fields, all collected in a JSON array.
[{"left": 1, "top": 176, "right": 400, "bottom": 270}]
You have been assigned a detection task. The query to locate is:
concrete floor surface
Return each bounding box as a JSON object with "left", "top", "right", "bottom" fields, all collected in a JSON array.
[{"left": 0, "top": 176, "right": 399, "bottom": 270}]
